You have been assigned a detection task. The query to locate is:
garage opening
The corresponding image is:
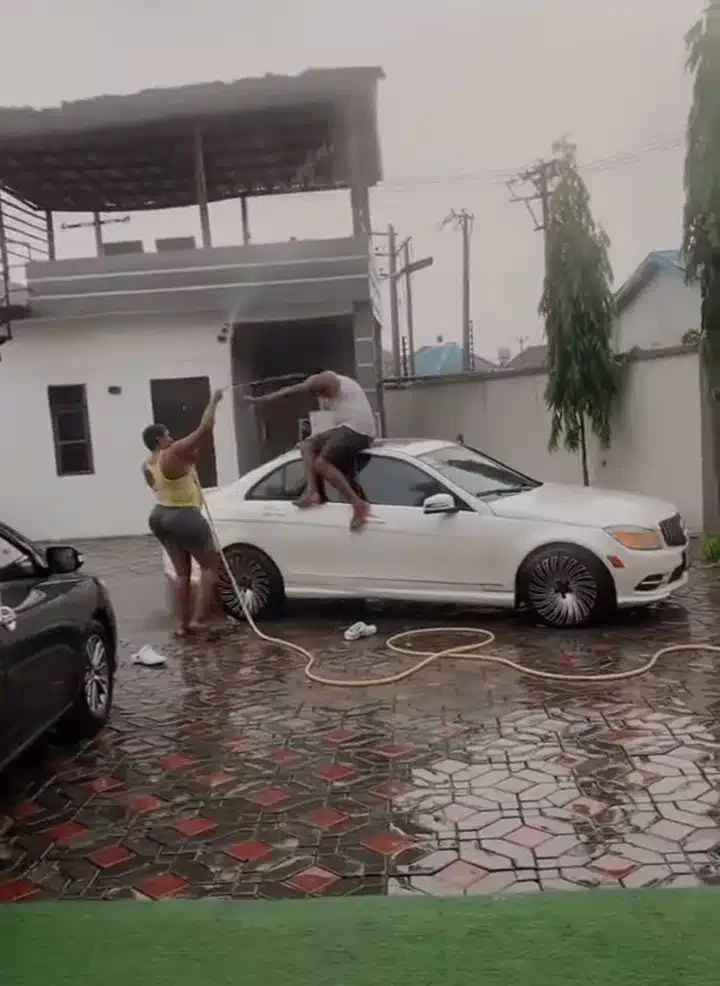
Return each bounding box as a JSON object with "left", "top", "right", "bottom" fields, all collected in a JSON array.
[{"left": 231, "top": 315, "right": 355, "bottom": 471}]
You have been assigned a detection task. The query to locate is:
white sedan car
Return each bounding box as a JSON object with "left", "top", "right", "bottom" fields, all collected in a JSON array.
[{"left": 165, "top": 439, "right": 690, "bottom": 630}]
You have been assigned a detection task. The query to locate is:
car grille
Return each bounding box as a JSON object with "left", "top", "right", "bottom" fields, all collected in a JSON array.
[{"left": 659, "top": 514, "right": 686, "bottom": 547}]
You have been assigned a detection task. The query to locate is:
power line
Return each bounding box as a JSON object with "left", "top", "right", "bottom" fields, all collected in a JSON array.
[{"left": 374, "top": 134, "right": 683, "bottom": 192}]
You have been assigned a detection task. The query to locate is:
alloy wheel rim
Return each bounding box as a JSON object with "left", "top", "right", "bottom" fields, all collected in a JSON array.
[
  {"left": 219, "top": 553, "right": 270, "bottom": 617},
  {"left": 84, "top": 635, "right": 110, "bottom": 717},
  {"left": 527, "top": 555, "right": 598, "bottom": 626}
]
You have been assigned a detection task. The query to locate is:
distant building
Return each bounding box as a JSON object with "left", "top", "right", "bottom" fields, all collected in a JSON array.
[
  {"left": 506, "top": 344, "right": 547, "bottom": 371},
  {"left": 381, "top": 340, "right": 496, "bottom": 377},
  {"left": 613, "top": 249, "right": 698, "bottom": 353}
]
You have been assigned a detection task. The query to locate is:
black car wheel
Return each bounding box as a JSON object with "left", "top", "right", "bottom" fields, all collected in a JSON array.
[
  {"left": 218, "top": 544, "right": 284, "bottom": 621},
  {"left": 61, "top": 620, "right": 115, "bottom": 738},
  {"left": 519, "top": 545, "right": 615, "bottom": 629}
]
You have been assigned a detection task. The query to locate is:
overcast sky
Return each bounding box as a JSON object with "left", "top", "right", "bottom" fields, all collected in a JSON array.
[{"left": 1, "top": 0, "right": 698, "bottom": 360}]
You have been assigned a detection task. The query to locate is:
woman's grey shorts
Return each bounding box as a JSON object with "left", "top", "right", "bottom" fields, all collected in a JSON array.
[{"left": 149, "top": 505, "right": 213, "bottom": 559}]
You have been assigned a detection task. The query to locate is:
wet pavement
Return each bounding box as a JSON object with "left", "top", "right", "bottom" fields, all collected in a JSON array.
[{"left": 3, "top": 537, "right": 720, "bottom": 901}]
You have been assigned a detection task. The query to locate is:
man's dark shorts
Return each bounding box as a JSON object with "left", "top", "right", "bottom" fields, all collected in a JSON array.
[{"left": 308, "top": 425, "right": 373, "bottom": 475}]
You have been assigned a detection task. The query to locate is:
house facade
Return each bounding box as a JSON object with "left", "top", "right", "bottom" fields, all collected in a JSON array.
[{"left": 0, "top": 68, "right": 386, "bottom": 540}]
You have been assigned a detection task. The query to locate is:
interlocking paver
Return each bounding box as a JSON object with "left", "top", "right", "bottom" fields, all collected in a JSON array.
[{"left": 2, "top": 536, "right": 720, "bottom": 899}]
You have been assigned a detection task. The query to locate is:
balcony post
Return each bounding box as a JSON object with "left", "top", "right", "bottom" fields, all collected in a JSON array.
[{"left": 194, "top": 128, "right": 212, "bottom": 248}]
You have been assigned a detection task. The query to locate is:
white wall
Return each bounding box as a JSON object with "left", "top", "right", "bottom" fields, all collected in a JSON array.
[
  {"left": 0, "top": 314, "right": 238, "bottom": 540},
  {"left": 385, "top": 350, "right": 704, "bottom": 532},
  {"left": 615, "top": 270, "right": 701, "bottom": 353}
]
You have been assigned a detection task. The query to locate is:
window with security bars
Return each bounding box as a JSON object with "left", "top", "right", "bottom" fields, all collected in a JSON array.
[{"left": 47, "top": 384, "right": 94, "bottom": 477}]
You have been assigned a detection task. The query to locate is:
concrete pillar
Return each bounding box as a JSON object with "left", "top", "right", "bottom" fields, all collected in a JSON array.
[
  {"left": 353, "top": 301, "right": 385, "bottom": 436},
  {"left": 194, "top": 128, "right": 212, "bottom": 248}
]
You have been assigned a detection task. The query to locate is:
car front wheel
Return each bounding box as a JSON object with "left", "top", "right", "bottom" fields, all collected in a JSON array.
[
  {"left": 519, "top": 545, "right": 615, "bottom": 629},
  {"left": 60, "top": 620, "right": 115, "bottom": 739},
  {"left": 218, "top": 544, "right": 285, "bottom": 621}
]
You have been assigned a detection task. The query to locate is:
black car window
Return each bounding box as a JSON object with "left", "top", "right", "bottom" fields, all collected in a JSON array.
[
  {"left": 324, "top": 454, "right": 454, "bottom": 508},
  {"left": 0, "top": 533, "right": 34, "bottom": 580},
  {"left": 246, "top": 460, "right": 306, "bottom": 501}
]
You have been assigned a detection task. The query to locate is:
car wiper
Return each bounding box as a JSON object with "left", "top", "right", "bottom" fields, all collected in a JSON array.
[{"left": 477, "top": 484, "right": 536, "bottom": 498}]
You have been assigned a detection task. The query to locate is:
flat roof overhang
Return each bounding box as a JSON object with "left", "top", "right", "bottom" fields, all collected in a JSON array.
[{"left": 0, "top": 67, "right": 384, "bottom": 212}]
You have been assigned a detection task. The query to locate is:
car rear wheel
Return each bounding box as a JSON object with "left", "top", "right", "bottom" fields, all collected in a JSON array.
[
  {"left": 60, "top": 621, "right": 115, "bottom": 739},
  {"left": 519, "top": 545, "right": 615, "bottom": 629},
  {"left": 218, "top": 544, "right": 284, "bottom": 621}
]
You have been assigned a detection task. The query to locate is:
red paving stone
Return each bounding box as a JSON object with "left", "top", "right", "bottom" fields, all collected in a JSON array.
[
  {"left": 173, "top": 817, "right": 217, "bottom": 837},
  {"left": 135, "top": 873, "right": 187, "bottom": 900},
  {"left": 227, "top": 841, "right": 271, "bottom": 862},
  {"left": 316, "top": 764, "right": 354, "bottom": 782},
  {"left": 10, "top": 800, "right": 42, "bottom": 821},
  {"left": 128, "top": 795, "right": 166, "bottom": 814},
  {"left": 199, "top": 772, "right": 235, "bottom": 789},
  {"left": 0, "top": 879, "right": 40, "bottom": 902},
  {"left": 286, "top": 868, "right": 338, "bottom": 894},
  {"left": 1, "top": 538, "right": 719, "bottom": 900},
  {"left": 362, "top": 833, "right": 413, "bottom": 856},
  {"left": 591, "top": 856, "right": 638, "bottom": 880},
  {"left": 324, "top": 728, "right": 358, "bottom": 744},
  {"left": 246, "top": 788, "right": 290, "bottom": 807},
  {"left": 89, "top": 846, "right": 135, "bottom": 869},
  {"left": 507, "top": 826, "right": 552, "bottom": 849},
  {"left": 46, "top": 822, "right": 87, "bottom": 844},
  {"left": 268, "top": 748, "right": 300, "bottom": 764},
  {"left": 302, "top": 808, "right": 348, "bottom": 830},
  {"left": 158, "top": 754, "right": 194, "bottom": 771}
]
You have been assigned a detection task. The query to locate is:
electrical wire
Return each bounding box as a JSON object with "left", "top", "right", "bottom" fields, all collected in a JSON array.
[{"left": 374, "top": 134, "right": 684, "bottom": 191}]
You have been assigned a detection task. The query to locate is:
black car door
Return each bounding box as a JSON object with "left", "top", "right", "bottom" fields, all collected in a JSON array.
[{"left": 0, "top": 527, "right": 81, "bottom": 757}]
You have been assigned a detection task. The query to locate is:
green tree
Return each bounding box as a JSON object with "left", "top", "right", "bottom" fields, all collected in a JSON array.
[
  {"left": 540, "top": 138, "right": 617, "bottom": 486},
  {"left": 684, "top": 2, "right": 720, "bottom": 516}
]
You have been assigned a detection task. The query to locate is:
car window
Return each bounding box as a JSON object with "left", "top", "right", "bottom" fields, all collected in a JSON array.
[
  {"left": 421, "top": 444, "right": 541, "bottom": 498},
  {"left": 324, "top": 454, "right": 449, "bottom": 508},
  {"left": 246, "top": 454, "right": 463, "bottom": 510},
  {"left": 246, "top": 460, "right": 306, "bottom": 501},
  {"left": 0, "top": 533, "right": 34, "bottom": 580}
]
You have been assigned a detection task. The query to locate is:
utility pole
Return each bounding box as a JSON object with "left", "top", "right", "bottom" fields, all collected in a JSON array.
[
  {"left": 506, "top": 159, "right": 559, "bottom": 273},
  {"left": 60, "top": 214, "right": 131, "bottom": 256},
  {"left": 387, "top": 224, "right": 401, "bottom": 377},
  {"left": 402, "top": 239, "right": 416, "bottom": 376},
  {"left": 441, "top": 209, "right": 474, "bottom": 371},
  {"left": 373, "top": 228, "right": 433, "bottom": 378}
]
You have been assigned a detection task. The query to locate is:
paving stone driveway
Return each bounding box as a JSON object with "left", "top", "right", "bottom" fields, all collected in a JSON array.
[{"left": 2, "top": 537, "right": 720, "bottom": 901}]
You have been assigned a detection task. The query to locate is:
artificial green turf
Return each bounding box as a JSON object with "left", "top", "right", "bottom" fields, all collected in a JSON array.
[{"left": 2, "top": 891, "right": 716, "bottom": 985}]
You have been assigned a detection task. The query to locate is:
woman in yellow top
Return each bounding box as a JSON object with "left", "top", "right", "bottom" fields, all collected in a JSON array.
[{"left": 142, "top": 389, "right": 223, "bottom": 637}]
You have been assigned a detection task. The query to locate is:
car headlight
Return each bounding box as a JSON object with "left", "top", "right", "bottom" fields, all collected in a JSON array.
[{"left": 605, "top": 527, "right": 663, "bottom": 551}]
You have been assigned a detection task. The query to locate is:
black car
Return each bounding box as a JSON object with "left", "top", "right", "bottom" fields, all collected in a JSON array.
[{"left": 0, "top": 521, "right": 117, "bottom": 771}]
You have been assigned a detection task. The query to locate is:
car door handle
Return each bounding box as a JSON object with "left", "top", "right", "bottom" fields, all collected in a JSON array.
[
  {"left": 262, "top": 507, "right": 286, "bottom": 518},
  {"left": 0, "top": 606, "right": 17, "bottom": 632}
]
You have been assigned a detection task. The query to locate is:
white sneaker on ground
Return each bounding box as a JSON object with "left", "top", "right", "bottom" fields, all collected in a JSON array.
[{"left": 131, "top": 645, "right": 168, "bottom": 668}]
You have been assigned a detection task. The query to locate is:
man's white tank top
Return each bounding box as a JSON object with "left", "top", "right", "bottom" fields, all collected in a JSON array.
[{"left": 328, "top": 374, "right": 376, "bottom": 437}]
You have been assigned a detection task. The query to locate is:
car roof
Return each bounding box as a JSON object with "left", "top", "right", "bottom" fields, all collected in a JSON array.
[
  {"left": 370, "top": 438, "right": 452, "bottom": 457},
  {"left": 227, "top": 438, "right": 456, "bottom": 493}
]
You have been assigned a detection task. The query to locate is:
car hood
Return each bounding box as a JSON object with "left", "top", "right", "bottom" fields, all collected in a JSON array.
[{"left": 487, "top": 482, "right": 677, "bottom": 528}]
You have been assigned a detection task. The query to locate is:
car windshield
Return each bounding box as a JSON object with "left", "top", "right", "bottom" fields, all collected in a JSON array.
[{"left": 420, "top": 444, "right": 541, "bottom": 499}]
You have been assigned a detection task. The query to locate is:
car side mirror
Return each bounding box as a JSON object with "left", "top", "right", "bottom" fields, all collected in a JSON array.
[
  {"left": 422, "top": 493, "right": 458, "bottom": 515},
  {"left": 46, "top": 545, "right": 84, "bottom": 575}
]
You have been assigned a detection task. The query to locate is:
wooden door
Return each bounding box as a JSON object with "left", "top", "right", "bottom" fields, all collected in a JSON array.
[{"left": 149, "top": 376, "right": 218, "bottom": 488}]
